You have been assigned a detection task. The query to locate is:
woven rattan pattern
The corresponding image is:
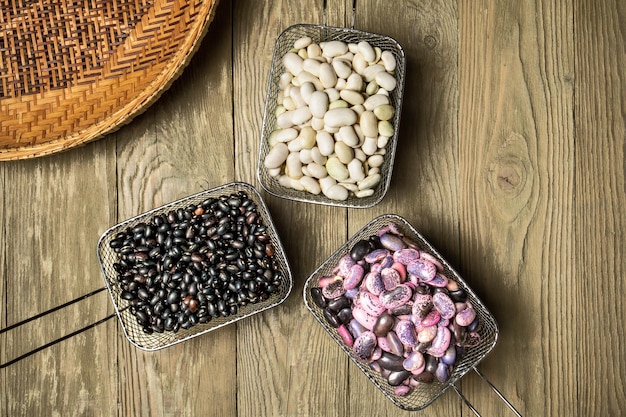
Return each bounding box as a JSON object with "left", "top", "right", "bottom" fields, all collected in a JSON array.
[{"left": 0, "top": 0, "right": 219, "bottom": 159}]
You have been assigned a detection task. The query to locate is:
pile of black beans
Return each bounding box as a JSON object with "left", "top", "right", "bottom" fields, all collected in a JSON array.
[{"left": 108, "top": 191, "right": 284, "bottom": 334}]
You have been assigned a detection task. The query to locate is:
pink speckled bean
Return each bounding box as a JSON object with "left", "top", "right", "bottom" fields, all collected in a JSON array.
[
  {"left": 429, "top": 274, "right": 448, "bottom": 287},
  {"left": 419, "top": 251, "right": 443, "bottom": 272},
  {"left": 433, "top": 292, "right": 455, "bottom": 319},
  {"left": 391, "top": 262, "right": 406, "bottom": 282},
  {"left": 356, "top": 291, "right": 386, "bottom": 316},
  {"left": 455, "top": 304, "right": 476, "bottom": 327},
  {"left": 394, "top": 385, "right": 411, "bottom": 396},
  {"left": 427, "top": 325, "right": 451, "bottom": 357},
  {"left": 343, "top": 264, "right": 365, "bottom": 290},
  {"left": 364, "top": 271, "right": 385, "bottom": 295},
  {"left": 353, "top": 331, "right": 377, "bottom": 361},
  {"left": 364, "top": 248, "right": 390, "bottom": 263},
  {"left": 417, "top": 325, "right": 438, "bottom": 344},
  {"left": 337, "top": 324, "right": 354, "bottom": 347},
  {"left": 395, "top": 320, "right": 417, "bottom": 347},
  {"left": 352, "top": 306, "right": 377, "bottom": 330},
  {"left": 393, "top": 247, "right": 421, "bottom": 265},
  {"left": 407, "top": 259, "right": 437, "bottom": 282},
  {"left": 381, "top": 267, "right": 401, "bottom": 290},
  {"left": 379, "top": 284, "right": 412, "bottom": 309},
  {"left": 421, "top": 310, "right": 440, "bottom": 327},
  {"left": 337, "top": 254, "right": 356, "bottom": 277}
]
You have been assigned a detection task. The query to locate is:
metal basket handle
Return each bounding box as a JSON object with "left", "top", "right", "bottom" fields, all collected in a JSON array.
[
  {"left": 452, "top": 367, "right": 523, "bottom": 416},
  {"left": 0, "top": 287, "right": 119, "bottom": 368}
]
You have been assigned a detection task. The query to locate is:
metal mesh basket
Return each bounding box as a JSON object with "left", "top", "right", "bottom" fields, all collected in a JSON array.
[
  {"left": 97, "top": 182, "right": 293, "bottom": 351},
  {"left": 257, "top": 24, "right": 406, "bottom": 208},
  {"left": 303, "top": 214, "right": 499, "bottom": 411}
]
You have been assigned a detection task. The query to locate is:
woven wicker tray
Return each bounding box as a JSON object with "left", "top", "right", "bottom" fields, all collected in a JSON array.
[{"left": 0, "top": 0, "right": 219, "bottom": 161}]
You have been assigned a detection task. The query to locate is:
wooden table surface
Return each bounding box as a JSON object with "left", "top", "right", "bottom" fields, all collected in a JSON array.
[{"left": 1, "top": 1, "right": 625, "bottom": 416}]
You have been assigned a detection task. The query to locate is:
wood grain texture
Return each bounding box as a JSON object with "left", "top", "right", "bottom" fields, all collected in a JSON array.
[
  {"left": 459, "top": 0, "right": 575, "bottom": 415},
  {"left": 113, "top": 3, "right": 237, "bottom": 416},
  {"left": 2, "top": 0, "right": 625, "bottom": 415},
  {"left": 574, "top": 0, "right": 626, "bottom": 415},
  {"left": 233, "top": 2, "right": 349, "bottom": 416}
]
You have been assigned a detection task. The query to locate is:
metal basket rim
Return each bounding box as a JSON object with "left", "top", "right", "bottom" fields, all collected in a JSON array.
[
  {"left": 96, "top": 181, "right": 294, "bottom": 351},
  {"left": 257, "top": 23, "right": 407, "bottom": 209},
  {"left": 303, "top": 213, "right": 499, "bottom": 410}
]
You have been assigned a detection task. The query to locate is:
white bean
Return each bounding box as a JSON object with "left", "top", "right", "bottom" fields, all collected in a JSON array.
[
  {"left": 319, "top": 176, "right": 337, "bottom": 193},
  {"left": 299, "top": 176, "right": 322, "bottom": 194},
  {"left": 335, "top": 141, "right": 354, "bottom": 164},
  {"left": 299, "top": 126, "right": 317, "bottom": 149},
  {"left": 362, "top": 64, "right": 385, "bottom": 82},
  {"left": 319, "top": 62, "right": 337, "bottom": 88},
  {"left": 363, "top": 94, "right": 389, "bottom": 110},
  {"left": 300, "top": 82, "right": 315, "bottom": 104},
  {"left": 357, "top": 41, "right": 376, "bottom": 63},
  {"left": 316, "top": 131, "right": 335, "bottom": 156},
  {"left": 338, "top": 125, "right": 359, "bottom": 147},
  {"left": 325, "top": 88, "right": 340, "bottom": 102},
  {"left": 311, "top": 146, "right": 328, "bottom": 165},
  {"left": 358, "top": 173, "right": 381, "bottom": 190},
  {"left": 359, "top": 110, "right": 378, "bottom": 137},
  {"left": 345, "top": 73, "right": 364, "bottom": 91},
  {"left": 324, "top": 184, "right": 349, "bottom": 201},
  {"left": 355, "top": 189, "right": 375, "bottom": 198},
  {"left": 381, "top": 50, "right": 397, "bottom": 72},
  {"left": 264, "top": 142, "right": 289, "bottom": 169},
  {"left": 375, "top": 71, "right": 397, "bottom": 91},
  {"left": 322, "top": 40, "right": 348, "bottom": 57},
  {"left": 326, "top": 157, "right": 349, "bottom": 181},
  {"left": 362, "top": 137, "right": 378, "bottom": 155},
  {"left": 324, "top": 108, "right": 357, "bottom": 128},
  {"left": 299, "top": 148, "right": 313, "bottom": 164},
  {"left": 348, "top": 158, "right": 366, "bottom": 181},
  {"left": 286, "top": 152, "right": 303, "bottom": 179},
  {"left": 332, "top": 59, "right": 353, "bottom": 79},
  {"left": 274, "top": 128, "right": 299, "bottom": 143},
  {"left": 283, "top": 52, "right": 303, "bottom": 76},
  {"left": 303, "top": 58, "right": 322, "bottom": 77},
  {"left": 352, "top": 53, "right": 367, "bottom": 74},
  {"left": 339, "top": 89, "right": 365, "bottom": 106},
  {"left": 368, "top": 154, "right": 384, "bottom": 168},
  {"left": 378, "top": 120, "right": 394, "bottom": 137},
  {"left": 307, "top": 162, "right": 328, "bottom": 179},
  {"left": 294, "top": 36, "right": 312, "bottom": 49},
  {"left": 291, "top": 106, "right": 312, "bottom": 125},
  {"left": 307, "top": 43, "right": 321, "bottom": 58}
]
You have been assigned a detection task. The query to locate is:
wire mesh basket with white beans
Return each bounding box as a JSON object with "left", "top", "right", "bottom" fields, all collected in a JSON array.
[{"left": 258, "top": 24, "right": 406, "bottom": 208}]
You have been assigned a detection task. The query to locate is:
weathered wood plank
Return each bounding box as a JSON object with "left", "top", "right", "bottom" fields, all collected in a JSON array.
[
  {"left": 574, "top": 1, "right": 626, "bottom": 415},
  {"left": 233, "top": 1, "right": 350, "bottom": 416},
  {"left": 1, "top": 139, "right": 118, "bottom": 416},
  {"left": 458, "top": 0, "right": 574, "bottom": 415},
  {"left": 113, "top": 3, "right": 238, "bottom": 416},
  {"left": 348, "top": 0, "right": 461, "bottom": 415}
]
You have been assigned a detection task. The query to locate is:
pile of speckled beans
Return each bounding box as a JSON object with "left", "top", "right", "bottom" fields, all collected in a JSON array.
[{"left": 310, "top": 223, "right": 481, "bottom": 396}]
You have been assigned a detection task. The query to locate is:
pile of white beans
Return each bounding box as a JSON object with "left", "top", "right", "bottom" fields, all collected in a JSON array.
[{"left": 263, "top": 36, "right": 398, "bottom": 201}]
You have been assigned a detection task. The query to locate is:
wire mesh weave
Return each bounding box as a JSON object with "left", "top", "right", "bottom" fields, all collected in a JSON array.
[
  {"left": 0, "top": 0, "right": 219, "bottom": 160},
  {"left": 303, "top": 214, "right": 499, "bottom": 411},
  {"left": 97, "top": 182, "right": 293, "bottom": 351},
  {"left": 257, "top": 24, "right": 406, "bottom": 208}
]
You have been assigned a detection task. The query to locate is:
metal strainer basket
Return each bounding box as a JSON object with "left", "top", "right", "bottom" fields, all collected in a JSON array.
[
  {"left": 97, "top": 182, "right": 293, "bottom": 351},
  {"left": 303, "top": 214, "right": 521, "bottom": 415},
  {"left": 257, "top": 24, "right": 406, "bottom": 208}
]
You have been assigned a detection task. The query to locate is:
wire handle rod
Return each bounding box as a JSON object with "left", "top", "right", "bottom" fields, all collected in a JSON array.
[
  {"left": 0, "top": 287, "right": 120, "bottom": 369},
  {"left": 451, "top": 367, "right": 524, "bottom": 416}
]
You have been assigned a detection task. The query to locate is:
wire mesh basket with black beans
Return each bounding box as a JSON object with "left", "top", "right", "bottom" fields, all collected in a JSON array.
[
  {"left": 303, "top": 214, "right": 506, "bottom": 412},
  {"left": 97, "top": 182, "right": 293, "bottom": 351}
]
